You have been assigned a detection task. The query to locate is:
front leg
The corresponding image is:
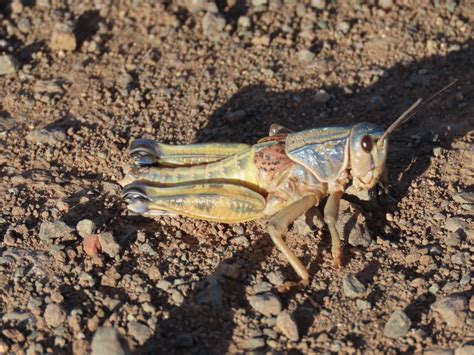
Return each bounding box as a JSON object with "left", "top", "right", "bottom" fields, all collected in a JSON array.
[
  {"left": 267, "top": 194, "right": 319, "bottom": 286},
  {"left": 323, "top": 191, "right": 344, "bottom": 268}
]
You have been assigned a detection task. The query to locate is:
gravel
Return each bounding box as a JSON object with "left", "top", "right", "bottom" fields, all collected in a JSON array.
[
  {"left": 248, "top": 293, "right": 282, "bottom": 317},
  {"left": 38, "top": 221, "right": 73, "bottom": 241},
  {"left": 44, "top": 304, "right": 66, "bottom": 328},
  {"left": 76, "top": 219, "right": 97, "bottom": 237},
  {"left": 431, "top": 295, "right": 467, "bottom": 328},
  {"left": 91, "top": 327, "right": 128, "bottom": 355},
  {"left": 342, "top": 273, "right": 367, "bottom": 298},
  {"left": 383, "top": 311, "right": 411, "bottom": 338},
  {"left": 0, "top": 55, "right": 20, "bottom": 75},
  {"left": 98, "top": 232, "right": 120, "bottom": 258},
  {"left": 276, "top": 311, "right": 299, "bottom": 341}
]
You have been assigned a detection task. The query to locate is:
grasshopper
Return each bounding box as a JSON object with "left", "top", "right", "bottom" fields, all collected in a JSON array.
[{"left": 120, "top": 82, "right": 455, "bottom": 288}]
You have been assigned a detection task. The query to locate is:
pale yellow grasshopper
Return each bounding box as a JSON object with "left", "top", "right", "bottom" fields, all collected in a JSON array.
[{"left": 120, "top": 82, "right": 456, "bottom": 288}]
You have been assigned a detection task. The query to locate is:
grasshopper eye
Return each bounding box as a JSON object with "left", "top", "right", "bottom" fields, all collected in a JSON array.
[{"left": 361, "top": 135, "right": 372, "bottom": 152}]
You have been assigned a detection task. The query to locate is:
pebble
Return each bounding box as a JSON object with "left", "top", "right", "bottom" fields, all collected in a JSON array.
[
  {"left": 76, "top": 219, "right": 97, "bottom": 237},
  {"left": 342, "top": 273, "right": 366, "bottom": 298},
  {"left": 313, "top": 89, "right": 330, "bottom": 103},
  {"left": 27, "top": 129, "right": 66, "bottom": 146},
  {"left": 455, "top": 345, "right": 474, "bottom": 355},
  {"left": 248, "top": 293, "right": 282, "bottom": 316},
  {"left": 83, "top": 234, "right": 101, "bottom": 256},
  {"left": 39, "top": 221, "right": 73, "bottom": 241},
  {"left": 202, "top": 12, "right": 226, "bottom": 39},
  {"left": 0, "top": 341, "right": 8, "bottom": 353},
  {"left": 445, "top": 231, "right": 462, "bottom": 246},
  {"left": 383, "top": 311, "right": 411, "bottom": 338},
  {"left": 276, "top": 311, "right": 299, "bottom": 341},
  {"left": 311, "top": 0, "right": 326, "bottom": 10},
  {"left": 218, "top": 263, "right": 241, "bottom": 280},
  {"left": 336, "top": 200, "right": 372, "bottom": 247},
  {"left": 246, "top": 337, "right": 265, "bottom": 350},
  {"left": 431, "top": 295, "right": 467, "bottom": 328},
  {"left": 171, "top": 290, "right": 184, "bottom": 305},
  {"left": 450, "top": 252, "right": 466, "bottom": 265},
  {"left": 91, "top": 327, "right": 127, "bottom": 355},
  {"left": 175, "top": 333, "right": 193, "bottom": 347},
  {"left": 253, "top": 281, "right": 272, "bottom": 294},
  {"left": 50, "top": 23, "right": 77, "bottom": 51},
  {"left": 297, "top": 49, "right": 315, "bottom": 63},
  {"left": 157, "top": 280, "right": 171, "bottom": 291},
  {"left": 356, "top": 299, "right": 371, "bottom": 310},
  {"left": 453, "top": 191, "right": 474, "bottom": 204},
  {"left": 231, "top": 236, "right": 250, "bottom": 247},
  {"left": 238, "top": 16, "right": 251, "bottom": 28},
  {"left": 195, "top": 278, "right": 223, "bottom": 306},
  {"left": 267, "top": 271, "right": 285, "bottom": 286},
  {"left": 336, "top": 21, "right": 350, "bottom": 34},
  {"left": 127, "top": 321, "right": 153, "bottom": 345},
  {"left": 444, "top": 217, "right": 468, "bottom": 232},
  {"left": 44, "top": 304, "right": 66, "bottom": 328},
  {"left": 378, "top": 0, "right": 394, "bottom": 10},
  {"left": 0, "top": 55, "right": 20, "bottom": 75},
  {"left": 98, "top": 232, "right": 120, "bottom": 258},
  {"left": 252, "top": 0, "right": 267, "bottom": 6}
]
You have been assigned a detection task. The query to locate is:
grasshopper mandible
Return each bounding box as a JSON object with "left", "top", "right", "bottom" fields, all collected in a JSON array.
[{"left": 120, "top": 82, "right": 455, "bottom": 288}]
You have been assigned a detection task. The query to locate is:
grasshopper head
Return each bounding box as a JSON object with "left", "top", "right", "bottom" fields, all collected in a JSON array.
[{"left": 349, "top": 123, "right": 387, "bottom": 190}]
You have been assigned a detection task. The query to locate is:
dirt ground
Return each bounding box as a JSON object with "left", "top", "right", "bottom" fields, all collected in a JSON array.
[{"left": 0, "top": 0, "right": 473, "bottom": 354}]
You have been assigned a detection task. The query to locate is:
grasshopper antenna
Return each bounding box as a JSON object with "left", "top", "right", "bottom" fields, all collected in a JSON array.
[{"left": 379, "top": 80, "right": 458, "bottom": 142}]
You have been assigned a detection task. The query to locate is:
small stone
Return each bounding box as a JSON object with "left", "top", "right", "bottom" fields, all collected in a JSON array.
[
  {"left": 27, "top": 129, "right": 66, "bottom": 145},
  {"left": 218, "top": 263, "right": 241, "bottom": 280},
  {"left": 444, "top": 217, "right": 468, "bottom": 232},
  {"left": 231, "top": 236, "right": 250, "bottom": 247},
  {"left": 171, "top": 290, "right": 184, "bottom": 305},
  {"left": 455, "top": 345, "right": 474, "bottom": 355},
  {"left": 297, "top": 49, "right": 315, "bottom": 63},
  {"left": 127, "top": 321, "right": 153, "bottom": 345},
  {"left": 195, "top": 277, "right": 223, "bottom": 306},
  {"left": 76, "top": 219, "right": 96, "bottom": 237},
  {"left": 0, "top": 55, "right": 20, "bottom": 75},
  {"left": 469, "top": 296, "right": 474, "bottom": 312},
  {"left": 44, "top": 304, "right": 66, "bottom": 328},
  {"left": 450, "top": 252, "right": 466, "bottom": 265},
  {"left": 267, "top": 271, "right": 285, "bottom": 286},
  {"left": 248, "top": 293, "right": 282, "bottom": 316},
  {"left": 202, "top": 12, "right": 226, "bottom": 39},
  {"left": 383, "top": 311, "right": 411, "bottom": 338},
  {"left": 98, "top": 232, "right": 120, "bottom": 257},
  {"left": 342, "top": 273, "right": 366, "bottom": 298},
  {"left": 336, "top": 21, "right": 350, "bottom": 33},
  {"left": 356, "top": 299, "right": 371, "bottom": 310},
  {"left": 419, "top": 255, "right": 432, "bottom": 266},
  {"left": 252, "top": 0, "right": 267, "bottom": 6},
  {"left": 50, "top": 23, "right": 77, "bottom": 51},
  {"left": 91, "top": 327, "right": 127, "bottom": 355},
  {"left": 246, "top": 337, "right": 265, "bottom": 350},
  {"left": 424, "top": 350, "right": 454, "bottom": 355},
  {"left": 445, "top": 231, "right": 462, "bottom": 246},
  {"left": 431, "top": 295, "right": 467, "bottom": 328},
  {"left": 251, "top": 35, "right": 271, "bottom": 46},
  {"left": 0, "top": 341, "right": 8, "bottom": 353},
  {"left": 10, "top": 0, "right": 23, "bottom": 13},
  {"left": 185, "top": 0, "right": 207, "bottom": 13},
  {"left": 311, "top": 0, "right": 326, "bottom": 10},
  {"left": 453, "top": 191, "right": 474, "bottom": 204},
  {"left": 83, "top": 234, "right": 101, "bottom": 256},
  {"left": 238, "top": 16, "right": 251, "bottom": 28},
  {"left": 157, "top": 280, "right": 171, "bottom": 291},
  {"left": 314, "top": 89, "right": 331, "bottom": 103},
  {"left": 176, "top": 333, "right": 193, "bottom": 347},
  {"left": 39, "top": 220, "right": 73, "bottom": 241},
  {"left": 378, "top": 0, "right": 394, "bottom": 10},
  {"left": 253, "top": 281, "right": 272, "bottom": 294},
  {"left": 276, "top": 311, "right": 299, "bottom": 341}
]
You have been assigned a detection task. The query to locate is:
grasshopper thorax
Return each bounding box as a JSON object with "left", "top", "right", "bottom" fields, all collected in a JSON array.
[{"left": 348, "top": 123, "right": 387, "bottom": 190}]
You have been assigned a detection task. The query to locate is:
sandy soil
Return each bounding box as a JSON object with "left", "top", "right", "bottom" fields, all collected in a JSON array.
[{"left": 0, "top": 0, "right": 473, "bottom": 354}]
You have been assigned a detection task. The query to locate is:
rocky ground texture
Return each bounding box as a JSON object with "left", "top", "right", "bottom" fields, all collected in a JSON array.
[{"left": 0, "top": 0, "right": 473, "bottom": 354}]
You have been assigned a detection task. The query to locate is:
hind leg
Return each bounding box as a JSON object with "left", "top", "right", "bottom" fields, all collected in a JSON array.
[{"left": 123, "top": 182, "right": 265, "bottom": 223}]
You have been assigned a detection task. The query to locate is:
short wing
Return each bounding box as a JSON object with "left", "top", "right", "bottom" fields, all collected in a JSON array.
[{"left": 285, "top": 127, "right": 350, "bottom": 183}]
